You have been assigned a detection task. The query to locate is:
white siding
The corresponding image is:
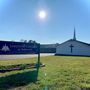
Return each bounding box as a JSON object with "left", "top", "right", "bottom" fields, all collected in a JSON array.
[{"left": 56, "top": 40, "right": 90, "bottom": 56}]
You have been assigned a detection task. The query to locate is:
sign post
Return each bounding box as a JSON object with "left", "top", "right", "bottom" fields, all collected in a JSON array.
[
  {"left": 36, "top": 43, "right": 40, "bottom": 80},
  {"left": 37, "top": 43, "right": 40, "bottom": 68}
]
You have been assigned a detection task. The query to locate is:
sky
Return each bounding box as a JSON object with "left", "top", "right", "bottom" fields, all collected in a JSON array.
[{"left": 0, "top": 0, "right": 89, "bottom": 44}]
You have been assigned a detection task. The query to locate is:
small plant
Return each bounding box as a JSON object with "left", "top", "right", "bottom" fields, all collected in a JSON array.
[{"left": 19, "top": 64, "right": 26, "bottom": 70}]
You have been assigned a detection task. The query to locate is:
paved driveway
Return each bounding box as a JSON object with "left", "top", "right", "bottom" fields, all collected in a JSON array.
[{"left": 0, "top": 53, "right": 54, "bottom": 60}]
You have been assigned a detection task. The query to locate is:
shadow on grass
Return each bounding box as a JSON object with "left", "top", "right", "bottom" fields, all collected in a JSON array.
[{"left": 0, "top": 69, "right": 39, "bottom": 90}]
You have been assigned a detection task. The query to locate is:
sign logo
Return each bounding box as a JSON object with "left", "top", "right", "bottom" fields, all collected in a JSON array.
[{"left": 1, "top": 44, "right": 10, "bottom": 52}]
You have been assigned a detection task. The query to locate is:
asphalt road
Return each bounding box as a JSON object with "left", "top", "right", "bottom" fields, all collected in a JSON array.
[{"left": 0, "top": 53, "right": 54, "bottom": 60}]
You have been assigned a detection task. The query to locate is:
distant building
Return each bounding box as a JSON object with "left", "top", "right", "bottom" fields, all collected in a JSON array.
[
  {"left": 55, "top": 28, "right": 90, "bottom": 56},
  {"left": 40, "top": 44, "right": 57, "bottom": 53}
]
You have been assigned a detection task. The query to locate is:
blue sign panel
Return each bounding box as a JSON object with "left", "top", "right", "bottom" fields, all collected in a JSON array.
[{"left": 0, "top": 41, "right": 39, "bottom": 54}]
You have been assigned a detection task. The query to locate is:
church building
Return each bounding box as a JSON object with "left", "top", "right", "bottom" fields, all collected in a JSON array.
[{"left": 55, "top": 29, "right": 90, "bottom": 56}]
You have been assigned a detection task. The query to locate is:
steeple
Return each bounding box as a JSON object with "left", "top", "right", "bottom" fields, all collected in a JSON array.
[{"left": 73, "top": 27, "right": 76, "bottom": 40}]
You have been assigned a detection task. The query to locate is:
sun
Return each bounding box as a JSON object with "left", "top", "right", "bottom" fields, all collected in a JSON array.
[{"left": 38, "top": 10, "right": 47, "bottom": 19}]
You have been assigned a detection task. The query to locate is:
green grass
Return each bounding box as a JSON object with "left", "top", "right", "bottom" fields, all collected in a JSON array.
[{"left": 0, "top": 56, "right": 90, "bottom": 90}]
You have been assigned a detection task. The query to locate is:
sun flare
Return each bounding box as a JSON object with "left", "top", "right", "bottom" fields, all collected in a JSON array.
[{"left": 38, "top": 10, "right": 47, "bottom": 19}]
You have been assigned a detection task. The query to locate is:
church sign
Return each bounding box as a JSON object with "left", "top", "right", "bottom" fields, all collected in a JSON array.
[{"left": 0, "top": 41, "right": 39, "bottom": 54}]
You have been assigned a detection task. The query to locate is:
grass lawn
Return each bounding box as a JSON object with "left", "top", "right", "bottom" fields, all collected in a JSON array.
[{"left": 0, "top": 56, "right": 90, "bottom": 90}]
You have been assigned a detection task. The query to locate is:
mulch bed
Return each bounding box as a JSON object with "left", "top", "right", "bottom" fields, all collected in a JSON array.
[{"left": 0, "top": 63, "right": 45, "bottom": 73}]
